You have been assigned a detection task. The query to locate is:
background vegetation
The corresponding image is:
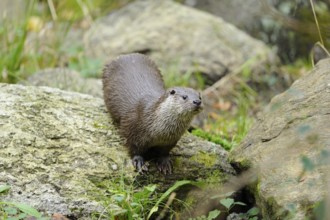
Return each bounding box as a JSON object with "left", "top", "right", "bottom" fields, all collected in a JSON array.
[
  {"left": 0, "top": 0, "right": 328, "bottom": 149},
  {"left": 0, "top": 0, "right": 329, "bottom": 219}
]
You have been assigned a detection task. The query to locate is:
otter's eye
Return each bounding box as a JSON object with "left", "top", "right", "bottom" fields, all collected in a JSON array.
[
  {"left": 170, "top": 90, "right": 176, "bottom": 95},
  {"left": 182, "top": 95, "right": 188, "bottom": 100}
]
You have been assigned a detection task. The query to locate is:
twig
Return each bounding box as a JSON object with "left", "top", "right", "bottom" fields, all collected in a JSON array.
[{"left": 156, "top": 192, "right": 176, "bottom": 220}]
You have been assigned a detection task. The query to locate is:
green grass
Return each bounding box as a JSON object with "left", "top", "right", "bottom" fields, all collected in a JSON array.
[
  {"left": 95, "top": 179, "right": 159, "bottom": 219},
  {"left": 162, "top": 66, "right": 206, "bottom": 90},
  {"left": 0, "top": 1, "right": 31, "bottom": 83},
  {"left": 0, "top": 0, "right": 132, "bottom": 84},
  {"left": 0, "top": 1, "right": 65, "bottom": 83},
  {"left": 194, "top": 81, "right": 255, "bottom": 151},
  {"left": 282, "top": 58, "right": 312, "bottom": 79},
  {"left": 195, "top": 103, "right": 253, "bottom": 151},
  {"left": 91, "top": 172, "right": 194, "bottom": 220}
]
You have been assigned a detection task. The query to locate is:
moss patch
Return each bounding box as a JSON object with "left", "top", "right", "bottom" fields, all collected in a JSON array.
[
  {"left": 204, "top": 169, "right": 227, "bottom": 184},
  {"left": 228, "top": 155, "right": 252, "bottom": 171},
  {"left": 190, "top": 151, "right": 217, "bottom": 168},
  {"left": 192, "top": 129, "right": 232, "bottom": 150}
]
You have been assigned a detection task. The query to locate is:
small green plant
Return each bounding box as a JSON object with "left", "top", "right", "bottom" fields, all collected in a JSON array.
[
  {"left": 219, "top": 198, "right": 259, "bottom": 219},
  {"left": 95, "top": 173, "right": 155, "bottom": 220},
  {"left": 96, "top": 177, "right": 193, "bottom": 220},
  {"left": 190, "top": 197, "right": 259, "bottom": 220},
  {"left": 219, "top": 198, "right": 246, "bottom": 213},
  {"left": 240, "top": 207, "right": 260, "bottom": 220},
  {"left": 0, "top": 185, "right": 46, "bottom": 220},
  {"left": 106, "top": 184, "right": 157, "bottom": 220}
]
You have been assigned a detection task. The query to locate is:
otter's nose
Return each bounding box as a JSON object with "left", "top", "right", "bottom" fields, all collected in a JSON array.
[{"left": 193, "top": 100, "right": 202, "bottom": 106}]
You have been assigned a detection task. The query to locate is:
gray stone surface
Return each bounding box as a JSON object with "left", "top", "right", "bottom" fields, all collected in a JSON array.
[
  {"left": 84, "top": 0, "right": 275, "bottom": 84},
  {"left": 185, "top": 0, "right": 263, "bottom": 30},
  {"left": 21, "top": 68, "right": 103, "bottom": 98},
  {"left": 0, "top": 83, "right": 234, "bottom": 218},
  {"left": 231, "top": 58, "right": 330, "bottom": 219}
]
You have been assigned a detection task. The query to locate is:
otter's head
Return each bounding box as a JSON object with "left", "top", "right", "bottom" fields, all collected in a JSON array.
[
  {"left": 152, "top": 87, "right": 203, "bottom": 138},
  {"left": 161, "top": 87, "right": 203, "bottom": 118}
]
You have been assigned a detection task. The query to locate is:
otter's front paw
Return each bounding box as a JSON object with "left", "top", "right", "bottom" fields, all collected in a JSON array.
[
  {"left": 132, "top": 155, "right": 149, "bottom": 173},
  {"left": 156, "top": 156, "right": 172, "bottom": 175}
]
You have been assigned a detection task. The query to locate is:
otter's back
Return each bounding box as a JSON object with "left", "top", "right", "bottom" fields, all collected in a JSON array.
[{"left": 102, "top": 53, "right": 165, "bottom": 124}]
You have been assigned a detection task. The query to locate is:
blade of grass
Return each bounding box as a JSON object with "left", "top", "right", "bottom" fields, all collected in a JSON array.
[
  {"left": 309, "top": 0, "right": 324, "bottom": 45},
  {"left": 47, "top": 0, "right": 58, "bottom": 21},
  {"left": 0, "top": 202, "right": 42, "bottom": 218},
  {"left": 0, "top": 185, "right": 11, "bottom": 193},
  {"left": 147, "top": 180, "right": 193, "bottom": 219}
]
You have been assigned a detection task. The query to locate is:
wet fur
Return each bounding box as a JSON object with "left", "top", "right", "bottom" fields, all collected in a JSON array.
[{"left": 102, "top": 53, "right": 202, "bottom": 170}]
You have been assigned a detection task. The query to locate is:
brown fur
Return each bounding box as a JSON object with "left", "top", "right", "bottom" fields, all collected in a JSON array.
[{"left": 102, "top": 53, "right": 202, "bottom": 173}]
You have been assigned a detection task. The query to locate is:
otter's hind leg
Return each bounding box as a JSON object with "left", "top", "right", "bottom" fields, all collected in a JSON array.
[
  {"left": 144, "top": 147, "right": 173, "bottom": 175},
  {"left": 156, "top": 156, "right": 172, "bottom": 175}
]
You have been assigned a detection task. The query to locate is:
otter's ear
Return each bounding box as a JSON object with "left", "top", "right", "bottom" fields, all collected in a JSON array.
[{"left": 170, "top": 89, "right": 176, "bottom": 95}]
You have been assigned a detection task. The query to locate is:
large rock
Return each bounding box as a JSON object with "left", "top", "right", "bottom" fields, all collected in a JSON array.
[
  {"left": 187, "top": 0, "right": 330, "bottom": 62},
  {"left": 21, "top": 68, "right": 103, "bottom": 98},
  {"left": 231, "top": 58, "right": 330, "bottom": 219},
  {"left": 184, "top": 0, "right": 263, "bottom": 30},
  {"left": 0, "top": 83, "right": 235, "bottom": 218},
  {"left": 83, "top": 0, "right": 275, "bottom": 84}
]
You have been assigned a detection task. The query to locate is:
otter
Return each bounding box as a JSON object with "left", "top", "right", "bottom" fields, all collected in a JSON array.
[{"left": 102, "top": 53, "right": 203, "bottom": 174}]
